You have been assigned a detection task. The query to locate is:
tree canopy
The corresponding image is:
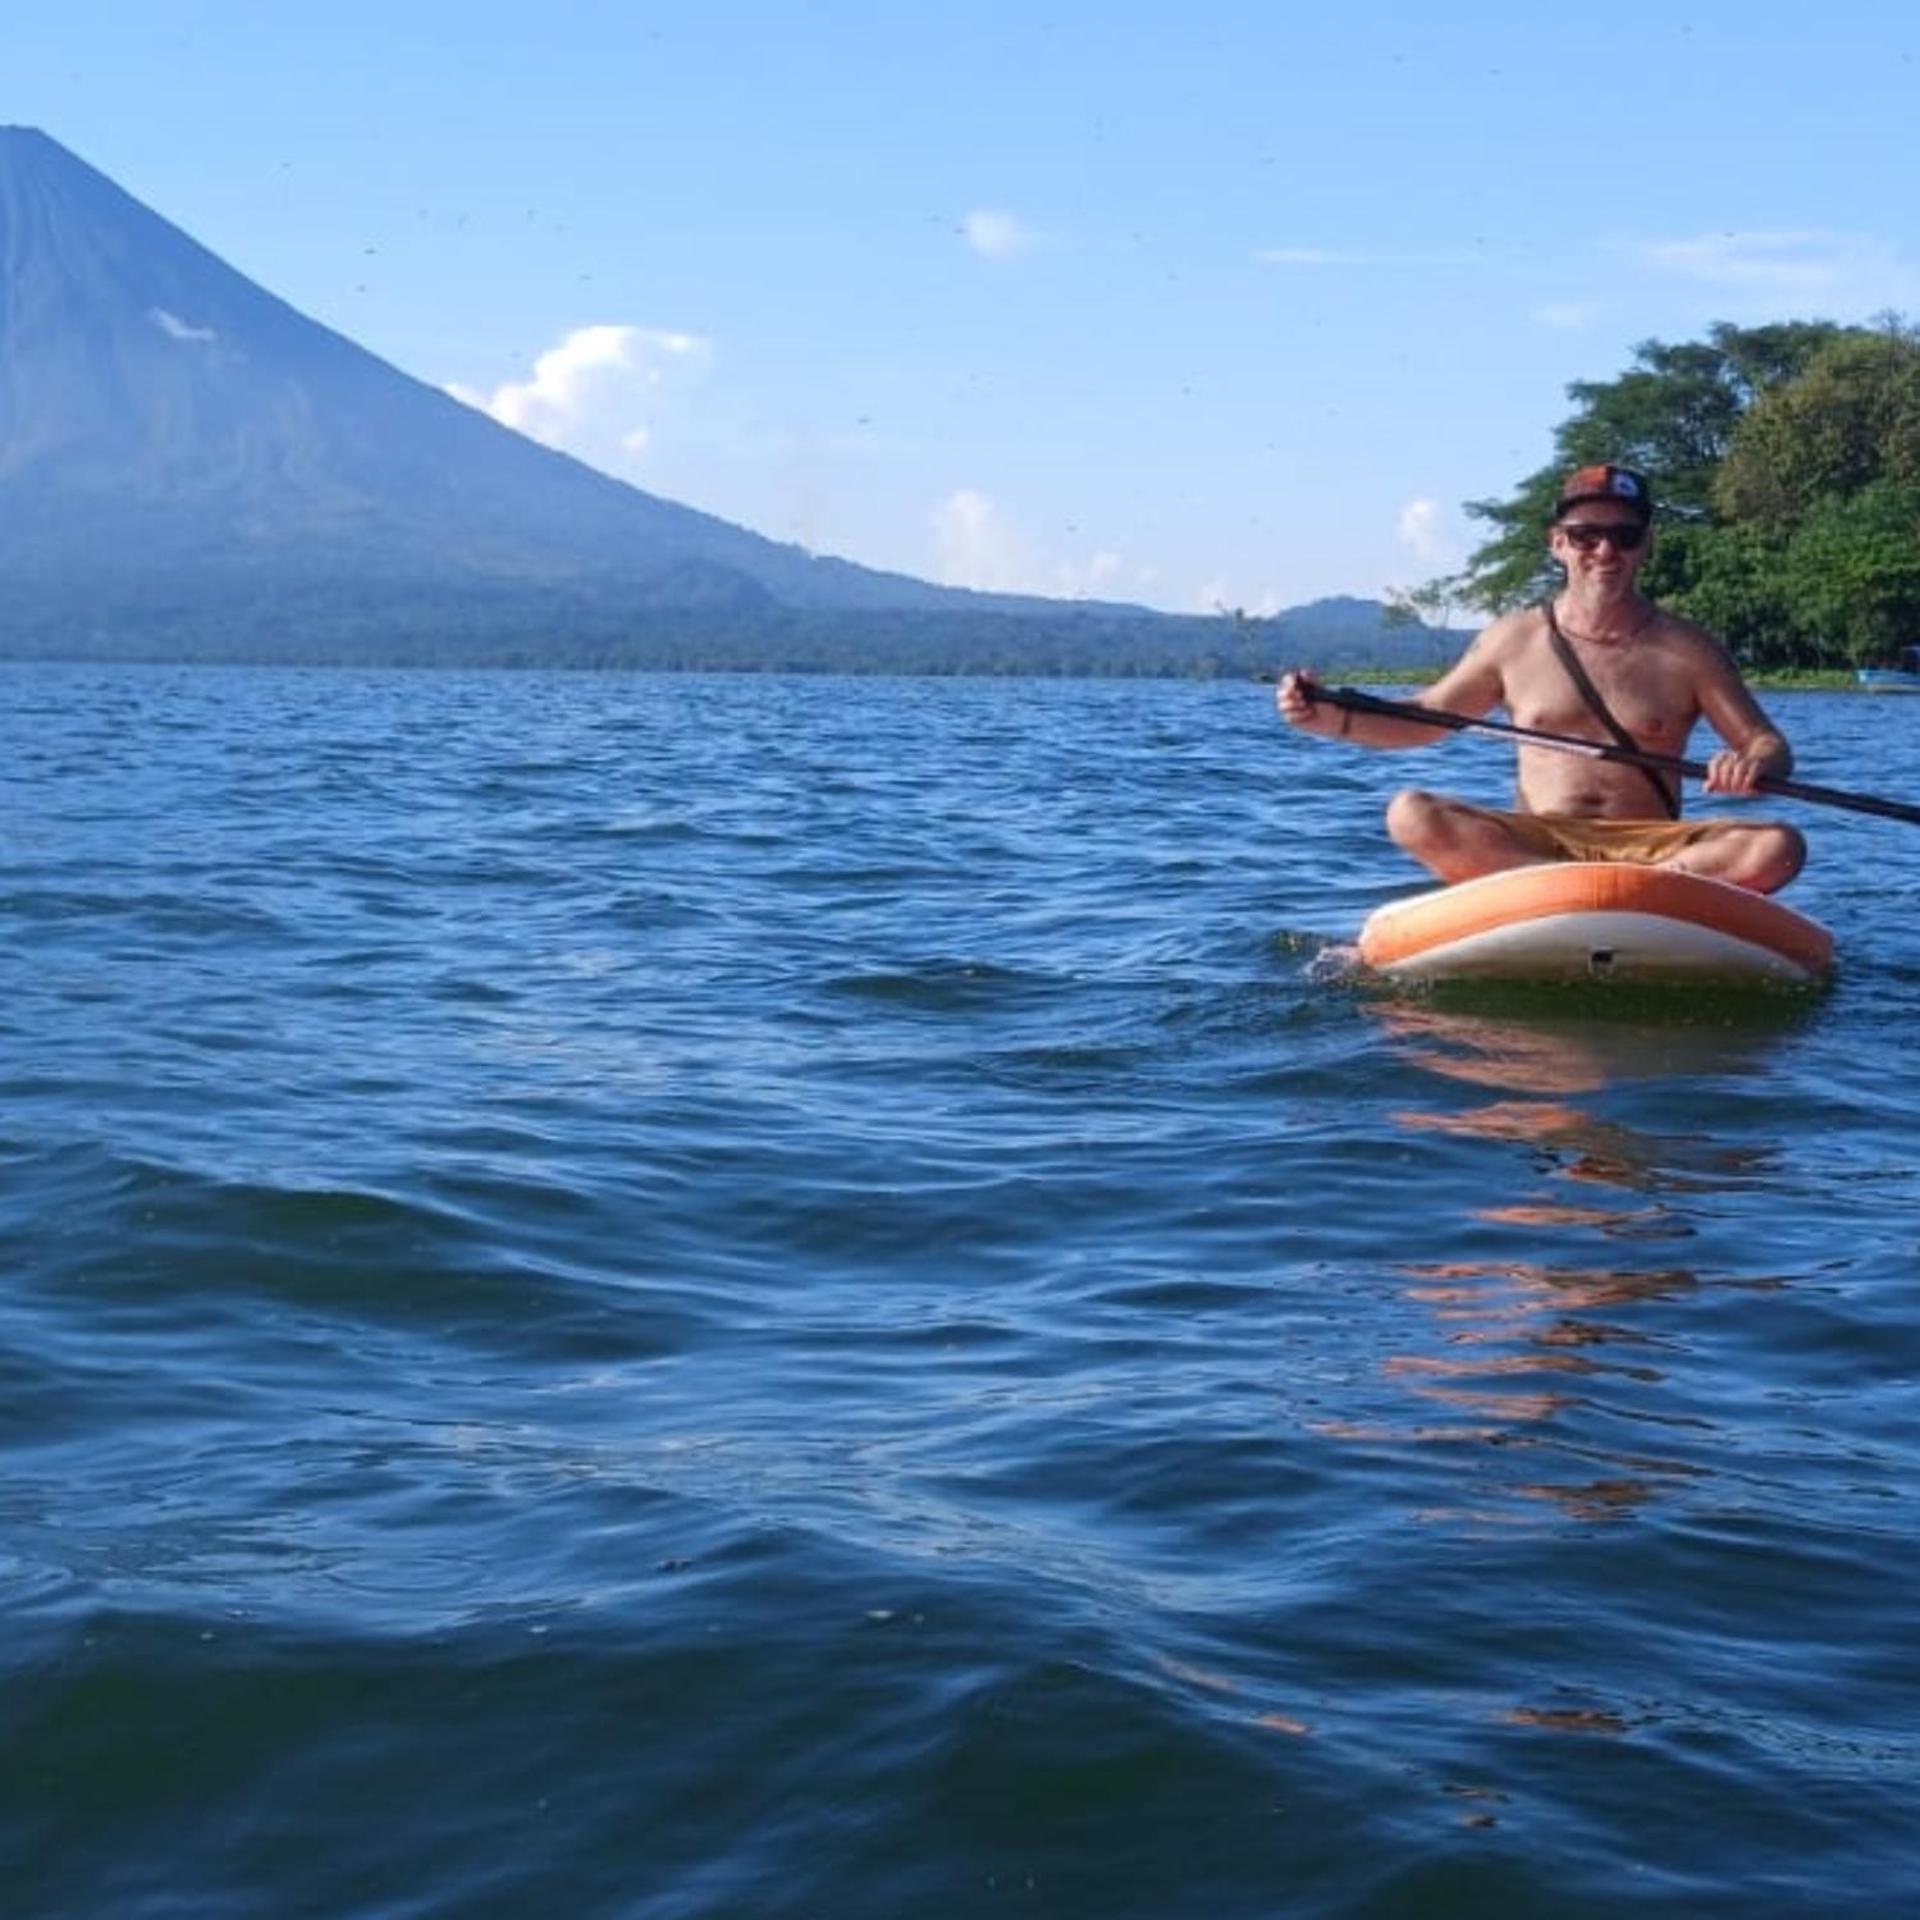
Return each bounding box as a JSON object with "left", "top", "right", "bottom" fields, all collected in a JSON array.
[{"left": 1440, "top": 317, "right": 1920, "bottom": 667}]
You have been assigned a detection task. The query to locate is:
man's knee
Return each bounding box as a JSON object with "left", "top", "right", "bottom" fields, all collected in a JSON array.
[
  {"left": 1674, "top": 821, "right": 1807, "bottom": 893},
  {"left": 1756, "top": 823, "right": 1807, "bottom": 890},
  {"left": 1385, "top": 788, "right": 1443, "bottom": 850},
  {"left": 1724, "top": 821, "right": 1805, "bottom": 892}
]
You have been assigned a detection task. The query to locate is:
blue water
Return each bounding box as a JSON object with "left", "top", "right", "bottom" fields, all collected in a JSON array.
[{"left": 4, "top": 665, "right": 1918, "bottom": 1918}]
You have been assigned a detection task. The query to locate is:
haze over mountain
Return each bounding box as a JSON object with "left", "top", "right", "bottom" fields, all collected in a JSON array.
[{"left": 0, "top": 128, "right": 1448, "bottom": 670}]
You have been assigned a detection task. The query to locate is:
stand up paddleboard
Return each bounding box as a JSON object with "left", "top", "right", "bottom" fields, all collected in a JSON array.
[{"left": 1358, "top": 863, "right": 1833, "bottom": 987}]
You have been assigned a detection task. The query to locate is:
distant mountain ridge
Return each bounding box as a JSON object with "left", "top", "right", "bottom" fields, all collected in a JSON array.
[{"left": 0, "top": 127, "right": 1457, "bottom": 671}]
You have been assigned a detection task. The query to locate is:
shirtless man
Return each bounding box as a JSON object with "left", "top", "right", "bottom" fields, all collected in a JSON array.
[{"left": 1276, "top": 464, "right": 1806, "bottom": 895}]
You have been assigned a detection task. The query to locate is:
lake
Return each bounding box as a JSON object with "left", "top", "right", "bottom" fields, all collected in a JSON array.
[{"left": 4, "top": 665, "right": 1917, "bottom": 1918}]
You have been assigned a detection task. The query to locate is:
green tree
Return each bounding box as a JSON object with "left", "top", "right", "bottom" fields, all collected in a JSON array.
[
  {"left": 1383, "top": 574, "right": 1468, "bottom": 633},
  {"left": 1653, "top": 520, "right": 1805, "bottom": 668},
  {"left": 1715, "top": 322, "right": 1920, "bottom": 528},
  {"left": 1777, "top": 481, "right": 1920, "bottom": 666}
]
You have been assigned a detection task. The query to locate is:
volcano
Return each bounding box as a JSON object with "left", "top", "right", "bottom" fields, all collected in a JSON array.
[{"left": 0, "top": 127, "right": 1122, "bottom": 658}]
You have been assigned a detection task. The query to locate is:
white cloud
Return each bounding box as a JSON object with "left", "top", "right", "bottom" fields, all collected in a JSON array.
[
  {"left": 933, "top": 488, "right": 1038, "bottom": 591},
  {"left": 1634, "top": 229, "right": 1920, "bottom": 312},
  {"left": 1396, "top": 498, "right": 1443, "bottom": 562},
  {"left": 1532, "top": 300, "right": 1599, "bottom": 330},
  {"left": 1396, "top": 497, "right": 1466, "bottom": 569},
  {"left": 449, "top": 324, "right": 711, "bottom": 470},
  {"left": 151, "top": 307, "right": 217, "bottom": 343},
  {"left": 1255, "top": 247, "right": 1372, "bottom": 267},
  {"left": 1071, "top": 551, "right": 1124, "bottom": 596},
  {"left": 1254, "top": 245, "right": 1481, "bottom": 269},
  {"left": 963, "top": 210, "right": 1042, "bottom": 260},
  {"left": 1640, "top": 229, "right": 1843, "bottom": 293},
  {"left": 931, "top": 490, "right": 1140, "bottom": 601}
]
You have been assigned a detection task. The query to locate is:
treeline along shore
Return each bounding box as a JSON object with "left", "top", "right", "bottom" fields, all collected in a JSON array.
[{"left": 0, "top": 594, "right": 1463, "bottom": 679}]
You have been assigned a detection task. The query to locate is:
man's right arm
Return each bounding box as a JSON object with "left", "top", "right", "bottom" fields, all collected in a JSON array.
[{"left": 1277, "top": 617, "right": 1513, "bottom": 748}]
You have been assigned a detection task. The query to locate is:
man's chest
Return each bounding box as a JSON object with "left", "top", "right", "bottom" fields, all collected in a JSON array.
[{"left": 1506, "top": 642, "right": 1695, "bottom": 750}]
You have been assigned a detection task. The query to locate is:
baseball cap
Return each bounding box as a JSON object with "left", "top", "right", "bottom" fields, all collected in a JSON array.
[{"left": 1553, "top": 464, "right": 1653, "bottom": 523}]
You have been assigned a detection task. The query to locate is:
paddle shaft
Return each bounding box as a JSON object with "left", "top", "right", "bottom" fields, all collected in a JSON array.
[{"left": 1311, "top": 683, "right": 1920, "bottom": 828}]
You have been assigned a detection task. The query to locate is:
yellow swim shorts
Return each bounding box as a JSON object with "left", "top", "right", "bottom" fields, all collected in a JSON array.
[{"left": 1450, "top": 801, "right": 1760, "bottom": 866}]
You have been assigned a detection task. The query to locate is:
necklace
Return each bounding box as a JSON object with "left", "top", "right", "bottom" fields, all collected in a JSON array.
[{"left": 1554, "top": 598, "right": 1654, "bottom": 647}]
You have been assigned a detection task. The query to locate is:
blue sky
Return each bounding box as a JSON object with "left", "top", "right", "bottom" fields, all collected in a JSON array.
[{"left": 11, "top": 2, "right": 1919, "bottom": 613}]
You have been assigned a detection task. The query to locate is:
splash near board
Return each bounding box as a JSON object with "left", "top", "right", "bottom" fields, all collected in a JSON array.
[{"left": 1358, "top": 862, "right": 1833, "bottom": 987}]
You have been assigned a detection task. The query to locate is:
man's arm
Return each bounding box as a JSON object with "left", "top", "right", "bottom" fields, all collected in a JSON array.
[
  {"left": 1277, "top": 617, "right": 1514, "bottom": 747},
  {"left": 1691, "top": 632, "right": 1792, "bottom": 794}
]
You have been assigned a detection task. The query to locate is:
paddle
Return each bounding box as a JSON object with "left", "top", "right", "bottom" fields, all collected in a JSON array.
[{"left": 1307, "top": 682, "right": 1920, "bottom": 827}]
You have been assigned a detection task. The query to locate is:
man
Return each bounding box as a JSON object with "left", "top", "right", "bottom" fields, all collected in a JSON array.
[{"left": 1276, "top": 464, "right": 1805, "bottom": 895}]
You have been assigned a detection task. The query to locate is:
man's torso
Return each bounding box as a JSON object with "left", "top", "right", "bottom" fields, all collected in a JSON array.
[{"left": 1494, "top": 604, "right": 1702, "bottom": 819}]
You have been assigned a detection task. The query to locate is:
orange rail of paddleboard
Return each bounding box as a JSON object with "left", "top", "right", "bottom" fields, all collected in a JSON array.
[{"left": 1359, "top": 864, "right": 1834, "bottom": 978}]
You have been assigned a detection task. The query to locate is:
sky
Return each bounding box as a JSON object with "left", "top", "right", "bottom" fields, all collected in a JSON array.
[{"left": 9, "top": 1, "right": 1920, "bottom": 615}]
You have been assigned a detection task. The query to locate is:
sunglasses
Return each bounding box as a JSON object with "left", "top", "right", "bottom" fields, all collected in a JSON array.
[{"left": 1558, "top": 521, "right": 1648, "bottom": 552}]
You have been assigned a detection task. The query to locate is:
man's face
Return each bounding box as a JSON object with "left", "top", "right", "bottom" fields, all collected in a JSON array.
[{"left": 1549, "top": 506, "right": 1651, "bottom": 588}]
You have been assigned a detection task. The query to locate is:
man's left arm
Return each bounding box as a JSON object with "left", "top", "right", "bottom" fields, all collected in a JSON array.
[{"left": 1693, "top": 636, "right": 1792, "bottom": 795}]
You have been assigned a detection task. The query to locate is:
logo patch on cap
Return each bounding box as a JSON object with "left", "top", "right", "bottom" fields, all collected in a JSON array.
[{"left": 1553, "top": 462, "right": 1654, "bottom": 523}]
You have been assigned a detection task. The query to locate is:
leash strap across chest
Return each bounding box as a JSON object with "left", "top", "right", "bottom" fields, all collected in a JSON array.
[{"left": 1540, "top": 602, "right": 1679, "bottom": 819}]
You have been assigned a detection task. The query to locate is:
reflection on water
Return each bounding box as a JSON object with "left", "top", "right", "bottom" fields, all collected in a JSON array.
[
  {"left": 1396, "top": 1096, "right": 1766, "bottom": 1200},
  {"left": 1334, "top": 995, "right": 1809, "bottom": 1523},
  {"left": 1504, "top": 1705, "right": 1633, "bottom": 1736},
  {"left": 1375, "top": 999, "right": 1789, "bottom": 1198},
  {"left": 1367, "top": 994, "right": 1804, "bottom": 1092},
  {"left": 1391, "top": 1255, "right": 1707, "bottom": 1520}
]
